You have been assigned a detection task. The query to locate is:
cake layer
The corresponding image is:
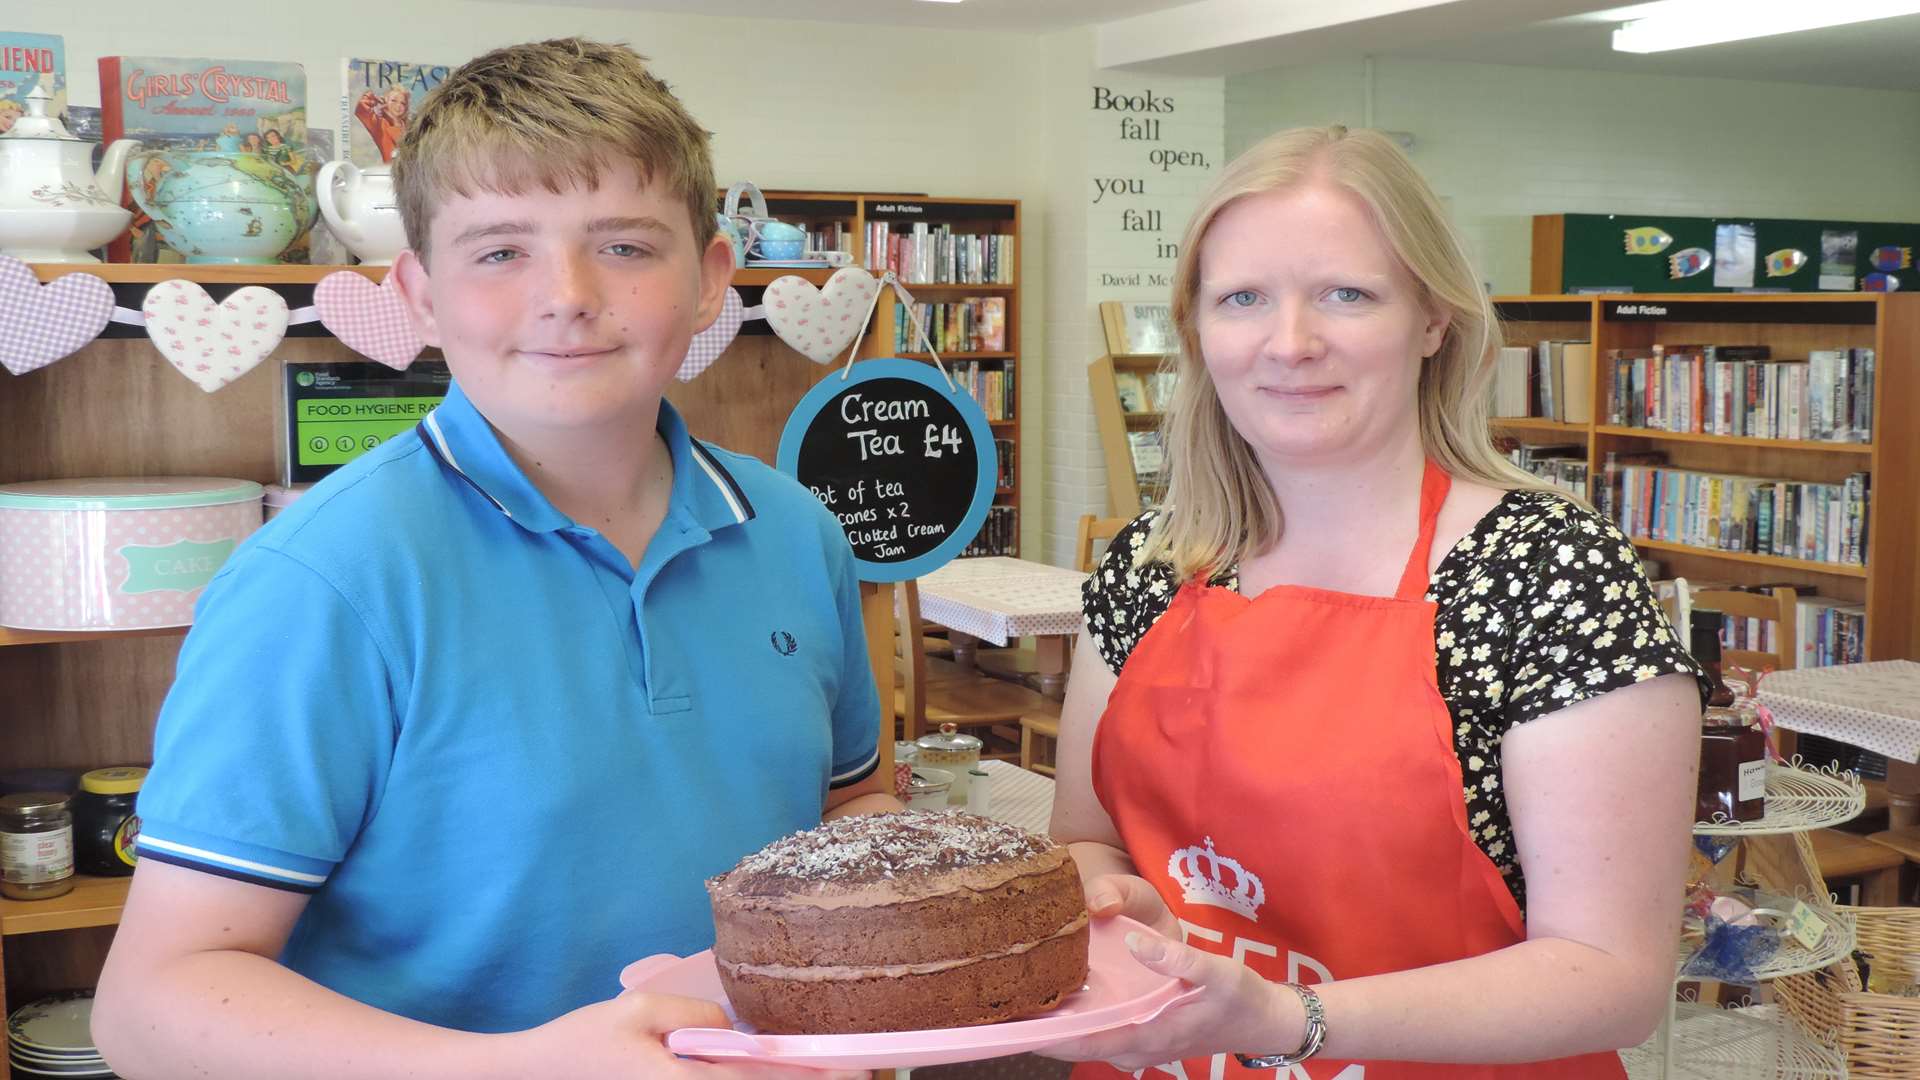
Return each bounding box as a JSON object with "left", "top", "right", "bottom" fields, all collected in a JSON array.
[
  {"left": 713, "top": 855, "right": 1086, "bottom": 968},
  {"left": 718, "top": 922, "right": 1091, "bottom": 1035}
]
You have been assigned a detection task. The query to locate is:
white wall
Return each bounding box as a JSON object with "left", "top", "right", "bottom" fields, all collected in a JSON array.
[
  {"left": 9, "top": 0, "right": 1056, "bottom": 553},
  {"left": 1226, "top": 57, "right": 1920, "bottom": 294},
  {"left": 1037, "top": 31, "right": 1222, "bottom": 566}
]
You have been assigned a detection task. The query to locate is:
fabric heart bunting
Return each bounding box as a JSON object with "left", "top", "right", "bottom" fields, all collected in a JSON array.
[
  {"left": 677, "top": 287, "right": 745, "bottom": 381},
  {"left": 763, "top": 266, "right": 883, "bottom": 365},
  {"left": 0, "top": 255, "right": 115, "bottom": 376},
  {"left": 314, "top": 271, "right": 427, "bottom": 370},
  {"left": 142, "top": 279, "right": 291, "bottom": 393}
]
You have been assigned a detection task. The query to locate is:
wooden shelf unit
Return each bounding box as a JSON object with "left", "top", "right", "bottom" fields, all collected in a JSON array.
[
  {"left": 1088, "top": 352, "right": 1172, "bottom": 518},
  {"left": 1493, "top": 292, "right": 1920, "bottom": 660}
]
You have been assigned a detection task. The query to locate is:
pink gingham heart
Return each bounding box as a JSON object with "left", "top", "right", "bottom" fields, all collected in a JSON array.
[
  {"left": 142, "top": 279, "right": 290, "bottom": 393},
  {"left": 314, "top": 271, "right": 426, "bottom": 370},
  {"left": 0, "top": 255, "right": 115, "bottom": 376},
  {"left": 763, "top": 267, "right": 882, "bottom": 365},
  {"left": 676, "top": 287, "right": 744, "bottom": 382}
]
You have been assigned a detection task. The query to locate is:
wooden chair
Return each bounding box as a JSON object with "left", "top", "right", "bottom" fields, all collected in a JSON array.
[
  {"left": 1689, "top": 584, "right": 1797, "bottom": 756},
  {"left": 893, "top": 579, "right": 1052, "bottom": 757},
  {"left": 1073, "top": 513, "right": 1131, "bottom": 574},
  {"left": 1019, "top": 707, "right": 1062, "bottom": 777}
]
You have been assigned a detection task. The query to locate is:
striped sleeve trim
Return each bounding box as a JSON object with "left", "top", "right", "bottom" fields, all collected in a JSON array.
[
  {"left": 828, "top": 745, "right": 881, "bottom": 789},
  {"left": 136, "top": 835, "right": 328, "bottom": 893}
]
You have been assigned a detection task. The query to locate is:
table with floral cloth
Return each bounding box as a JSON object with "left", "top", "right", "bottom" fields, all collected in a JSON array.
[
  {"left": 1757, "top": 659, "right": 1920, "bottom": 829},
  {"left": 917, "top": 557, "right": 1087, "bottom": 697}
]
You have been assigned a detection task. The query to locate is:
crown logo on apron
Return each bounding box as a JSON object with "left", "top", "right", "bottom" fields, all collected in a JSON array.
[{"left": 1167, "top": 836, "right": 1265, "bottom": 920}]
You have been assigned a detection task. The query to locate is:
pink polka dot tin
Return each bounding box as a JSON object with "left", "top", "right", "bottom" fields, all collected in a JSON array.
[{"left": 0, "top": 477, "right": 262, "bottom": 631}]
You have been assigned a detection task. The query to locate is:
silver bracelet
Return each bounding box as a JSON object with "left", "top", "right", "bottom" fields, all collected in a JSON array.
[{"left": 1235, "top": 982, "right": 1327, "bottom": 1069}]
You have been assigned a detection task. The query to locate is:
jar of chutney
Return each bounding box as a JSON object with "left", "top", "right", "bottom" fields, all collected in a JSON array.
[{"left": 73, "top": 766, "right": 146, "bottom": 876}]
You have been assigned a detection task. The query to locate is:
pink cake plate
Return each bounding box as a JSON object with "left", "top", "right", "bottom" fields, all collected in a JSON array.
[{"left": 622, "top": 915, "right": 1199, "bottom": 1070}]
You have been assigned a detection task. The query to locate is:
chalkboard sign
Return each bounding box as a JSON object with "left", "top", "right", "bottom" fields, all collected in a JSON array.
[{"left": 778, "top": 358, "right": 995, "bottom": 582}]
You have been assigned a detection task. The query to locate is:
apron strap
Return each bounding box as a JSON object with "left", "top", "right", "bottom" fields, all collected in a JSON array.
[{"left": 1393, "top": 460, "right": 1452, "bottom": 602}]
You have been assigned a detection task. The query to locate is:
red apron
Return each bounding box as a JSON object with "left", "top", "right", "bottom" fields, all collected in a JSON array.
[{"left": 1082, "top": 462, "right": 1625, "bottom": 1079}]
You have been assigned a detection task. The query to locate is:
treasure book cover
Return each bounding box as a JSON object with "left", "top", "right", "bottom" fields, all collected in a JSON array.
[
  {"left": 98, "top": 56, "right": 318, "bottom": 263},
  {"left": 339, "top": 57, "right": 449, "bottom": 167}
]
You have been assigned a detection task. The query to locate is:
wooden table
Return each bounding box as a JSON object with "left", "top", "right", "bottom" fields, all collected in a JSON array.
[
  {"left": 1758, "top": 660, "right": 1920, "bottom": 828},
  {"left": 917, "top": 557, "right": 1086, "bottom": 697}
]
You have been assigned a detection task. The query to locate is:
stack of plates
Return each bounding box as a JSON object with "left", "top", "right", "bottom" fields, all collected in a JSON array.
[{"left": 8, "top": 991, "right": 114, "bottom": 1078}]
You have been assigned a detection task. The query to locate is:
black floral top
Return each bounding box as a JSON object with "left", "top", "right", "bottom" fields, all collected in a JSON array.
[{"left": 1084, "top": 490, "right": 1711, "bottom": 915}]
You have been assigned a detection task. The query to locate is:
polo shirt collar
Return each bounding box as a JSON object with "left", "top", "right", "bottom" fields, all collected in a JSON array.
[{"left": 416, "top": 383, "right": 756, "bottom": 536}]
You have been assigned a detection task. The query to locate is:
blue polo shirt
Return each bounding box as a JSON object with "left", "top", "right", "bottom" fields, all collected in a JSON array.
[{"left": 136, "top": 384, "right": 881, "bottom": 1033}]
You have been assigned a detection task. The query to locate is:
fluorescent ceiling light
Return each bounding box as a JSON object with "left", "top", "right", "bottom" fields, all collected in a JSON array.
[{"left": 1612, "top": 0, "right": 1920, "bottom": 53}]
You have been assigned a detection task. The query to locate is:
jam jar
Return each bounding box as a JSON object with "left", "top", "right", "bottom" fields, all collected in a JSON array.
[
  {"left": 1697, "top": 705, "right": 1768, "bottom": 824},
  {"left": 73, "top": 766, "right": 146, "bottom": 876},
  {"left": 0, "top": 792, "right": 75, "bottom": 900},
  {"left": 915, "top": 723, "right": 983, "bottom": 806}
]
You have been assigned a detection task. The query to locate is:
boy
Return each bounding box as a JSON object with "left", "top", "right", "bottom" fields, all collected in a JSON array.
[{"left": 93, "top": 39, "right": 885, "bottom": 1080}]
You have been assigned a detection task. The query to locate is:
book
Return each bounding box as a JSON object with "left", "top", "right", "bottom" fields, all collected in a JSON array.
[
  {"left": 0, "top": 32, "right": 64, "bottom": 130},
  {"left": 1126, "top": 430, "right": 1166, "bottom": 478},
  {"left": 1493, "top": 346, "right": 1531, "bottom": 417},
  {"left": 1560, "top": 342, "right": 1595, "bottom": 424},
  {"left": 1100, "top": 301, "right": 1176, "bottom": 356},
  {"left": 339, "top": 57, "right": 449, "bottom": 166},
  {"left": 1148, "top": 371, "right": 1177, "bottom": 411},
  {"left": 98, "top": 56, "right": 321, "bottom": 264},
  {"left": 1113, "top": 372, "right": 1149, "bottom": 414},
  {"left": 976, "top": 296, "right": 1006, "bottom": 351}
]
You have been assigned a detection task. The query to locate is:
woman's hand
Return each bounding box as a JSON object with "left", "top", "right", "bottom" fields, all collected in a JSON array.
[
  {"left": 1040, "top": 931, "right": 1306, "bottom": 1072},
  {"left": 516, "top": 992, "right": 868, "bottom": 1079},
  {"left": 1083, "top": 873, "right": 1179, "bottom": 939}
]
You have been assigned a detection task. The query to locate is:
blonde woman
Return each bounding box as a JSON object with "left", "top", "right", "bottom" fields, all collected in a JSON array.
[{"left": 1043, "top": 127, "right": 1709, "bottom": 1079}]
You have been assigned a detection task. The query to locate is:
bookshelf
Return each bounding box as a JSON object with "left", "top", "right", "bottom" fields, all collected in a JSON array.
[
  {"left": 1493, "top": 292, "right": 1920, "bottom": 662},
  {"left": 676, "top": 191, "right": 1024, "bottom": 556},
  {"left": 1088, "top": 352, "right": 1172, "bottom": 518}
]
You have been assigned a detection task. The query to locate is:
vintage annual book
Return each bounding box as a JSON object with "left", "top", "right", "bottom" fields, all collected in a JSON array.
[
  {"left": 98, "top": 56, "right": 322, "bottom": 263},
  {"left": 0, "top": 31, "right": 64, "bottom": 131},
  {"left": 339, "top": 57, "right": 448, "bottom": 166}
]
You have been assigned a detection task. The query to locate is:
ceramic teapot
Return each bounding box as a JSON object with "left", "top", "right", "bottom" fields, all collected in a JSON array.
[
  {"left": 125, "top": 147, "right": 317, "bottom": 265},
  {"left": 316, "top": 159, "right": 406, "bottom": 265},
  {"left": 0, "top": 86, "right": 140, "bottom": 263},
  {"left": 722, "top": 180, "right": 806, "bottom": 263}
]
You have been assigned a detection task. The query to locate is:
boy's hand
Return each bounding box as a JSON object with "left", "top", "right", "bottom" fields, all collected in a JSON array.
[
  {"left": 1084, "top": 873, "right": 1179, "bottom": 939},
  {"left": 521, "top": 992, "right": 868, "bottom": 1078}
]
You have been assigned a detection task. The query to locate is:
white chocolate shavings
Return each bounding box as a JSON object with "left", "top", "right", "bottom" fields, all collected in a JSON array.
[{"left": 723, "top": 811, "right": 1053, "bottom": 885}]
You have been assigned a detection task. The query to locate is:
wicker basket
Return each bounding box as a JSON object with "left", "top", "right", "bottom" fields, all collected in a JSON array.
[{"left": 1775, "top": 905, "right": 1920, "bottom": 1079}]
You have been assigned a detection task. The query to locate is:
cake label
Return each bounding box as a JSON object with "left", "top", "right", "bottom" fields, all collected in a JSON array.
[{"left": 777, "top": 358, "right": 995, "bottom": 582}]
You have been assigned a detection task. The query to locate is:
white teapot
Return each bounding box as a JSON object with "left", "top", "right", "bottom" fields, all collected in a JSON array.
[
  {"left": 0, "top": 86, "right": 140, "bottom": 263},
  {"left": 316, "top": 159, "right": 406, "bottom": 265}
]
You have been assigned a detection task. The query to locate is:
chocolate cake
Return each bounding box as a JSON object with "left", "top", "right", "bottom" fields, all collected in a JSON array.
[{"left": 706, "top": 812, "right": 1090, "bottom": 1034}]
